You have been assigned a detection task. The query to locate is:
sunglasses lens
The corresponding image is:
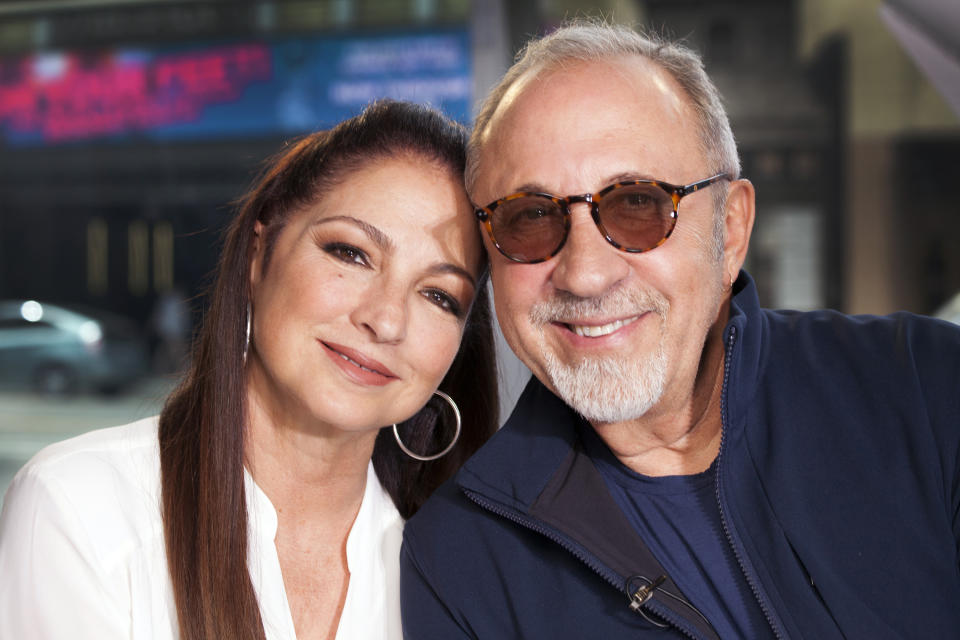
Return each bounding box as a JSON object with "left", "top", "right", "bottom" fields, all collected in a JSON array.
[
  {"left": 490, "top": 196, "right": 566, "bottom": 262},
  {"left": 598, "top": 184, "right": 675, "bottom": 251}
]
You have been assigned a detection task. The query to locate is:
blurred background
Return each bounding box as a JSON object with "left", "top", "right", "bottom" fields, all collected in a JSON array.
[{"left": 1, "top": 0, "right": 958, "bottom": 504}]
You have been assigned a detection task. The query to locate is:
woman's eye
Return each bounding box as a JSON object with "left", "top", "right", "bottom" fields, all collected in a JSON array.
[
  {"left": 324, "top": 243, "right": 369, "bottom": 266},
  {"left": 423, "top": 288, "right": 463, "bottom": 317}
]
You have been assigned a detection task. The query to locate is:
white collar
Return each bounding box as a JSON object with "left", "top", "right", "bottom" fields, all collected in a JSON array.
[{"left": 243, "top": 462, "right": 404, "bottom": 640}]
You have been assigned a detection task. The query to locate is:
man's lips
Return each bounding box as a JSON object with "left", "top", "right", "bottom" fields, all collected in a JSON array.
[
  {"left": 320, "top": 341, "right": 398, "bottom": 380},
  {"left": 555, "top": 314, "right": 643, "bottom": 338},
  {"left": 563, "top": 315, "right": 641, "bottom": 338}
]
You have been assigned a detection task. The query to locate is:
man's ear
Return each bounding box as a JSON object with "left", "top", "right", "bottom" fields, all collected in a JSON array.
[
  {"left": 249, "top": 220, "right": 265, "bottom": 289},
  {"left": 721, "top": 179, "right": 755, "bottom": 285}
]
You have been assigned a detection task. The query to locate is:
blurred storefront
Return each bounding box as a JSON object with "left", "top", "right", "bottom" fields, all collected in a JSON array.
[
  {"left": 0, "top": 0, "right": 957, "bottom": 353},
  {"left": 0, "top": 0, "right": 473, "bottom": 333}
]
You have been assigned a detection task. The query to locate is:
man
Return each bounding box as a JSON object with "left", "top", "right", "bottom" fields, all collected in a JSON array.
[{"left": 401, "top": 21, "right": 960, "bottom": 639}]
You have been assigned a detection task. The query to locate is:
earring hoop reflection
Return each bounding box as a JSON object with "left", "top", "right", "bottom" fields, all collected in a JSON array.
[{"left": 393, "top": 390, "right": 461, "bottom": 461}]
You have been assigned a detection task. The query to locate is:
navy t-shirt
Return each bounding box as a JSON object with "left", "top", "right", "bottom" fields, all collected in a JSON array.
[{"left": 578, "top": 424, "right": 773, "bottom": 638}]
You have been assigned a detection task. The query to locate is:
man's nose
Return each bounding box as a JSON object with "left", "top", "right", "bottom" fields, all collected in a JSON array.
[{"left": 549, "top": 204, "right": 630, "bottom": 298}]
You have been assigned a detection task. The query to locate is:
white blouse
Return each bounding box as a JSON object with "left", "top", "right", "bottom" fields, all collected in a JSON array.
[{"left": 0, "top": 416, "right": 404, "bottom": 639}]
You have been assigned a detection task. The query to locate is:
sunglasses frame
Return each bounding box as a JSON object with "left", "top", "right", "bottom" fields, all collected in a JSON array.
[{"left": 475, "top": 173, "right": 731, "bottom": 264}]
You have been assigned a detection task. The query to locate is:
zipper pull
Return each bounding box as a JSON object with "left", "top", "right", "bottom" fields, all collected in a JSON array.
[{"left": 627, "top": 574, "right": 667, "bottom": 612}]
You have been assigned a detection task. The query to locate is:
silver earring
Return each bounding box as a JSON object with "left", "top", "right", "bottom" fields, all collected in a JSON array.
[
  {"left": 393, "top": 390, "right": 461, "bottom": 461},
  {"left": 242, "top": 302, "right": 251, "bottom": 364}
]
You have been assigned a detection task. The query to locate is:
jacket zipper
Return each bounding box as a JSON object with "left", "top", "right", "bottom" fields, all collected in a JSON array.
[
  {"left": 714, "top": 324, "right": 785, "bottom": 639},
  {"left": 462, "top": 488, "right": 708, "bottom": 639}
]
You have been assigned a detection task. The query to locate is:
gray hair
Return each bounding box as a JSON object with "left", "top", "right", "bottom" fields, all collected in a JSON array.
[{"left": 466, "top": 20, "right": 741, "bottom": 207}]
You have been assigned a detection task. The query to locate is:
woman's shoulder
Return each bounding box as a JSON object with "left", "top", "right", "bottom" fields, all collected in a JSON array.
[
  {"left": 0, "top": 417, "right": 173, "bottom": 633},
  {"left": 18, "top": 416, "right": 161, "bottom": 492},
  {"left": 4, "top": 417, "right": 164, "bottom": 554}
]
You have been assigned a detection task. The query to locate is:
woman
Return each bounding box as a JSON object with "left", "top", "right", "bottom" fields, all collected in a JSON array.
[{"left": 0, "top": 100, "right": 499, "bottom": 639}]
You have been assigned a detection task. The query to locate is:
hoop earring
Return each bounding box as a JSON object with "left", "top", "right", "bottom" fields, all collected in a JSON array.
[
  {"left": 242, "top": 303, "right": 251, "bottom": 364},
  {"left": 393, "top": 390, "right": 461, "bottom": 462}
]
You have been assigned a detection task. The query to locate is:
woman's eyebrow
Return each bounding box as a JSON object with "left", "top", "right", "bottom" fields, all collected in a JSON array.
[
  {"left": 314, "top": 215, "right": 475, "bottom": 287},
  {"left": 312, "top": 215, "right": 395, "bottom": 253},
  {"left": 426, "top": 263, "right": 477, "bottom": 289}
]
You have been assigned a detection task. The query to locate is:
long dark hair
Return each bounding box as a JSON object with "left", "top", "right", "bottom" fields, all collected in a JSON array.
[{"left": 158, "top": 100, "right": 499, "bottom": 640}]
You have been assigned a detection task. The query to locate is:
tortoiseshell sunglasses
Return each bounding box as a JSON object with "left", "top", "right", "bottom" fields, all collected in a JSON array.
[{"left": 474, "top": 173, "right": 731, "bottom": 263}]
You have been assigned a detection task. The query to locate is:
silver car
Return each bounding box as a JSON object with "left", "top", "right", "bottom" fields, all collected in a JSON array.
[{"left": 0, "top": 300, "right": 149, "bottom": 394}]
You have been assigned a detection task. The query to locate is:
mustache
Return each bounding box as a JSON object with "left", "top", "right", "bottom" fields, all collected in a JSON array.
[{"left": 529, "top": 286, "right": 669, "bottom": 325}]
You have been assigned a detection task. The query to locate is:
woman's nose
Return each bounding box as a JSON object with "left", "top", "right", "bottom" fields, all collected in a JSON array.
[{"left": 350, "top": 279, "right": 408, "bottom": 344}]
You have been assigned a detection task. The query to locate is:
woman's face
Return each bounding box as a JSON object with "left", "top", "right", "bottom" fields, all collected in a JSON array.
[{"left": 247, "top": 155, "right": 482, "bottom": 435}]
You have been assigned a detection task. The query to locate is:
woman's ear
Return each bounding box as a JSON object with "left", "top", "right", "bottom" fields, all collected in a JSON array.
[{"left": 249, "top": 220, "right": 265, "bottom": 289}]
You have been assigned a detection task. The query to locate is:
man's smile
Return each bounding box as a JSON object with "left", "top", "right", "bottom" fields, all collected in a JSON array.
[{"left": 566, "top": 316, "right": 640, "bottom": 338}]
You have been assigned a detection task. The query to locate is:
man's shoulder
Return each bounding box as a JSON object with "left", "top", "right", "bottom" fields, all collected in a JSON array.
[
  {"left": 761, "top": 306, "right": 960, "bottom": 362},
  {"left": 404, "top": 475, "right": 488, "bottom": 544},
  {"left": 404, "top": 462, "right": 551, "bottom": 569},
  {"left": 764, "top": 305, "right": 958, "bottom": 338},
  {"left": 745, "top": 307, "right": 960, "bottom": 449}
]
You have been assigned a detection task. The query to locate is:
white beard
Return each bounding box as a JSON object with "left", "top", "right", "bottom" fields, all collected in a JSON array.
[
  {"left": 530, "top": 287, "right": 670, "bottom": 424},
  {"left": 542, "top": 343, "right": 667, "bottom": 424}
]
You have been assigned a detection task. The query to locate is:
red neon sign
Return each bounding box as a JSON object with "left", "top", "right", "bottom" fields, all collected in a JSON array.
[{"left": 0, "top": 43, "right": 273, "bottom": 143}]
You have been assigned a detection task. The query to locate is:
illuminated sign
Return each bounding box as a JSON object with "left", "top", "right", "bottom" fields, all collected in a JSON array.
[{"left": 0, "top": 28, "right": 471, "bottom": 146}]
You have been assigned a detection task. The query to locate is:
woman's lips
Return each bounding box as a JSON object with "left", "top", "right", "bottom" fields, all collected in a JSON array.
[{"left": 320, "top": 341, "right": 398, "bottom": 386}]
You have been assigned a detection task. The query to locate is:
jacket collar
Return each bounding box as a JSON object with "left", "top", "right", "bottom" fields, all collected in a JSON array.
[
  {"left": 457, "top": 377, "right": 580, "bottom": 510},
  {"left": 726, "top": 270, "right": 768, "bottom": 430}
]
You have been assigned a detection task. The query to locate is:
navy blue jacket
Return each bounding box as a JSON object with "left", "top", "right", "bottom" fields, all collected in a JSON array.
[{"left": 401, "top": 273, "right": 960, "bottom": 639}]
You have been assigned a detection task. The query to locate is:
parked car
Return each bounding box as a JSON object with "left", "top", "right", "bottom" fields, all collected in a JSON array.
[{"left": 0, "top": 300, "right": 150, "bottom": 394}]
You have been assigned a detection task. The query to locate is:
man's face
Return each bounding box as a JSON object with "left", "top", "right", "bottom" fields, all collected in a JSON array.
[{"left": 472, "top": 56, "right": 729, "bottom": 425}]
